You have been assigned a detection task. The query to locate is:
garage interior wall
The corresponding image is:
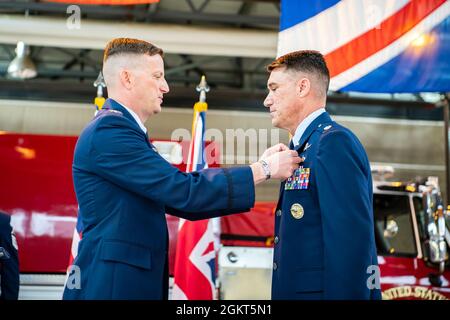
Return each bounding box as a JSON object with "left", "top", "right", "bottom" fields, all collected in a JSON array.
[{"left": 0, "top": 99, "right": 445, "bottom": 200}]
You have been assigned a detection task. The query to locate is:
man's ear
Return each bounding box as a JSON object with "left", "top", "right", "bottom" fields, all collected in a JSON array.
[
  {"left": 297, "top": 78, "right": 311, "bottom": 97},
  {"left": 119, "top": 69, "right": 133, "bottom": 90}
]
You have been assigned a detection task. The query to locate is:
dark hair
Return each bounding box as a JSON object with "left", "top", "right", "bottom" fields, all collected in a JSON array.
[
  {"left": 103, "top": 38, "right": 164, "bottom": 63},
  {"left": 267, "top": 50, "right": 330, "bottom": 94}
]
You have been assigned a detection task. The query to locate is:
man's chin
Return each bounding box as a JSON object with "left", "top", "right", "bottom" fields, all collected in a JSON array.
[
  {"left": 153, "top": 106, "right": 162, "bottom": 114},
  {"left": 271, "top": 118, "right": 280, "bottom": 128}
]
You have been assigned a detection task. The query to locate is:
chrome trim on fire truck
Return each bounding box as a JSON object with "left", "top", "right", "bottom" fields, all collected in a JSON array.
[
  {"left": 409, "top": 195, "right": 423, "bottom": 259},
  {"left": 19, "top": 274, "right": 66, "bottom": 300}
]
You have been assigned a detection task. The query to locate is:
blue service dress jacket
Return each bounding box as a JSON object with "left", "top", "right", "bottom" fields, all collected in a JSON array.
[
  {"left": 0, "top": 211, "right": 19, "bottom": 300},
  {"left": 271, "top": 112, "right": 381, "bottom": 300},
  {"left": 63, "top": 99, "right": 255, "bottom": 300}
]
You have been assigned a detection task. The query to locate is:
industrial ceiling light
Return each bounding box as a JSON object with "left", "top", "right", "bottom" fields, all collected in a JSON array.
[{"left": 7, "top": 41, "right": 37, "bottom": 79}]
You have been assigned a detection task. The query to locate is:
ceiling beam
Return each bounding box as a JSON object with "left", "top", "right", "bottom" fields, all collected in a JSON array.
[
  {"left": 0, "top": 15, "right": 278, "bottom": 58},
  {"left": 0, "top": 2, "right": 278, "bottom": 27}
]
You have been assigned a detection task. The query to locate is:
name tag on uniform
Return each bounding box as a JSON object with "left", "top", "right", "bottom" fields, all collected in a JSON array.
[{"left": 285, "top": 167, "right": 310, "bottom": 190}]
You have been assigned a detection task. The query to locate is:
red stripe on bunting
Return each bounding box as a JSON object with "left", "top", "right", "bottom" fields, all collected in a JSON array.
[{"left": 325, "top": 0, "right": 446, "bottom": 78}]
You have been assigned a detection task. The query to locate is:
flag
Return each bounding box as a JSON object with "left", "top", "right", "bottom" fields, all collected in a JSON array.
[
  {"left": 172, "top": 100, "right": 218, "bottom": 300},
  {"left": 278, "top": 0, "right": 450, "bottom": 93}
]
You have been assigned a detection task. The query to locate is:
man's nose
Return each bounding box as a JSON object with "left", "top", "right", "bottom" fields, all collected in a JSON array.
[
  {"left": 161, "top": 79, "right": 170, "bottom": 93},
  {"left": 263, "top": 94, "right": 272, "bottom": 108}
]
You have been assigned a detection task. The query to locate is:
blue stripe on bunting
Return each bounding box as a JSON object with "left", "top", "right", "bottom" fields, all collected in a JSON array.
[{"left": 280, "top": 0, "right": 341, "bottom": 31}]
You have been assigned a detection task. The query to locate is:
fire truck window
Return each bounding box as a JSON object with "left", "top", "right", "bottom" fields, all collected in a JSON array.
[
  {"left": 373, "top": 194, "right": 417, "bottom": 257},
  {"left": 412, "top": 197, "right": 427, "bottom": 239}
]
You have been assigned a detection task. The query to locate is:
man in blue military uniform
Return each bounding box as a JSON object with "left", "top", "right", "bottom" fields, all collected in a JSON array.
[
  {"left": 0, "top": 211, "right": 19, "bottom": 300},
  {"left": 264, "top": 51, "right": 381, "bottom": 300},
  {"left": 63, "top": 38, "right": 301, "bottom": 300}
]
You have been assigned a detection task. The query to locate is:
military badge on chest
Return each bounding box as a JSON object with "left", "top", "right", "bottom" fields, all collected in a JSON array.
[
  {"left": 290, "top": 203, "right": 304, "bottom": 219},
  {"left": 285, "top": 166, "right": 310, "bottom": 190}
]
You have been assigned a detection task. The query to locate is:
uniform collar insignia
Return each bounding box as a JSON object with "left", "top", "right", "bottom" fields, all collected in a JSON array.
[{"left": 304, "top": 142, "right": 312, "bottom": 151}]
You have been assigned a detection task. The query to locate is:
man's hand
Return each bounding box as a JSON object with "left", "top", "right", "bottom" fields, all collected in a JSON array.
[
  {"left": 251, "top": 148, "right": 302, "bottom": 184},
  {"left": 259, "top": 143, "right": 289, "bottom": 161},
  {"left": 265, "top": 150, "right": 302, "bottom": 180}
]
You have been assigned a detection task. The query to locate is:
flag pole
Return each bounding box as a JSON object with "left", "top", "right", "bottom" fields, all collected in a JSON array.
[
  {"left": 441, "top": 93, "right": 450, "bottom": 206},
  {"left": 172, "top": 75, "right": 218, "bottom": 300},
  {"left": 196, "top": 75, "right": 210, "bottom": 103},
  {"left": 187, "top": 76, "right": 209, "bottom": 171},
  {"left": 94, "top": 71, "right": 106, "bottom": 111},
  {"left": 197, "top": 76, "right": 221, "bottom": 290}
]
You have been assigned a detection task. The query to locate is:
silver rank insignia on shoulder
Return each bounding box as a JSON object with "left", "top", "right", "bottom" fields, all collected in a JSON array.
[
  {"left": 96, "top": 109, "right": 123, "bottom": 118},
  {"left": 290, "top": 203, "right": 304, "bottom": 219},
  {"left": 323, "top": 125, "right": 332, "bottom": 131},
  {"left": 285, "top": 166, "right": 310, "bottom": 190}
]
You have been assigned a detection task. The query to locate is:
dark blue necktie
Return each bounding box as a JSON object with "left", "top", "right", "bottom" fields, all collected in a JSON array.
[{"left": 289, "top": 139, "right": 295, "bottom": 150}]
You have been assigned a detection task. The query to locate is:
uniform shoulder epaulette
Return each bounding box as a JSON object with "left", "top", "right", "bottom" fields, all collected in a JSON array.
[
  {"left": 105, "top": 109, "right": 123, "bottom": 116},
  {"left": 95, "top": 109, "right": 123, "bottom": 119},
  {"left": 317, "top": 123, "right": 333, "bottom": 133},
  {"left": 110, "top": 109, "right": 122, "bottom": 114}
]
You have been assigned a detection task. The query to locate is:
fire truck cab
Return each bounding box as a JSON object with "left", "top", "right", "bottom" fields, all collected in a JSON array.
[{"left": 372, "top": 172, "right": 450, "bottom": 300}]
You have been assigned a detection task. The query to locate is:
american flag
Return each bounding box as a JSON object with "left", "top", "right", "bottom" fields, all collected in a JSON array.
[
  {"left": 171, "top": 100, "right": 218, "bottom": 300},
  {"left": 279, "top": 0, "right": 450, "bottom": 93}
]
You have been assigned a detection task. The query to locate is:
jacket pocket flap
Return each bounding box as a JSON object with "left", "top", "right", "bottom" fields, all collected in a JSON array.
[
  {"left": 100, "top": 240, "right": 152, "bottom": 270},
  {"left": 295, "top": 269, "right": 323, "bottom": 293}
]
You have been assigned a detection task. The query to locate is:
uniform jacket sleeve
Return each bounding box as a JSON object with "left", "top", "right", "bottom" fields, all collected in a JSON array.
[
  {"left": 86, "top": 115, "right": 255, "bottom": 216},
  {"left": 315, "top": 130, "right": 374, "bottom": 299},
  {"left": 165, "top": 203, "right": 251, "bottom": 221}
]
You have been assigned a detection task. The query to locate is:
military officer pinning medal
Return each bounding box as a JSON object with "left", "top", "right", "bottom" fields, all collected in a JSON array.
[{"left": 63, "top": 38, "right": 301, "bottom": 300}]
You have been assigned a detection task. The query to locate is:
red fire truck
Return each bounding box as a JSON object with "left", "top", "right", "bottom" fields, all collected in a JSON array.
[{"left": 0, "top": 132, "right": 449, "bottom": 300}]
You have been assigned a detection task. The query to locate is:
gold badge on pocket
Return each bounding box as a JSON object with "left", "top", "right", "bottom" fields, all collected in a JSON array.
[{"left": 290, "top": 203, "right": 304, "bottom": 219}]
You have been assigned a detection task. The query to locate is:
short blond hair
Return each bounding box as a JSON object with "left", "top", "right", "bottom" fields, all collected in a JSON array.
[{"left": 103, "top": 38, "right": 163, "bottom": 63}]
